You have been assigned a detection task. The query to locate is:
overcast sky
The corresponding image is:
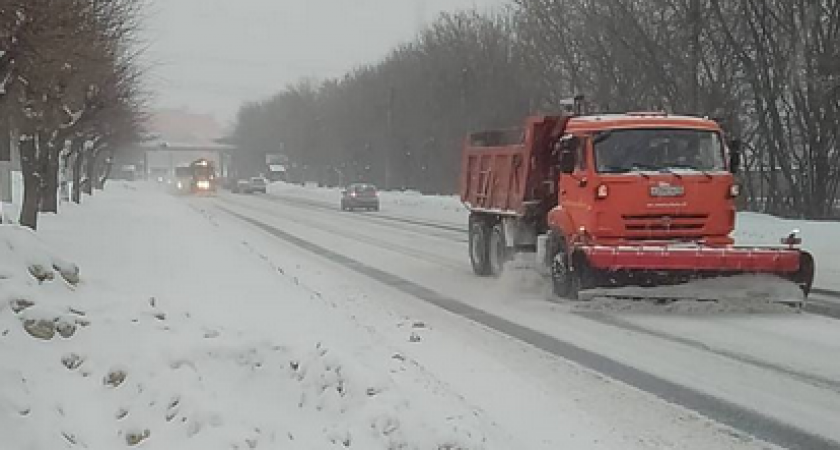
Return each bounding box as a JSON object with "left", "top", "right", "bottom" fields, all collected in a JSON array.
[{"left": 143, "top": 0, "right": 510, "bottom": 125}]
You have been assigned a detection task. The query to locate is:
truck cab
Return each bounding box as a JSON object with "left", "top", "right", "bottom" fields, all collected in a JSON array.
[{"left": 550, "top": 114, "right": 739, "bottom": 247}]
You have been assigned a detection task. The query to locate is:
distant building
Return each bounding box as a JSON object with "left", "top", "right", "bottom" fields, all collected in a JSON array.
[{"left": 112, "top": 108, "right": 236, "bottom": 181}]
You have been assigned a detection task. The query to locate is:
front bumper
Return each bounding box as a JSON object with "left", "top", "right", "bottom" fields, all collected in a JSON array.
[
  {"left": 581, "top": 245, "right": 803, "bottom": 273},
  {"left": 344, "top": 198, "right": 379, "bottom": 207}
]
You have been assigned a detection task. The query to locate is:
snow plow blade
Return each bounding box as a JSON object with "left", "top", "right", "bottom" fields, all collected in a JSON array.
[{"left": 580, "top": 246, "right": 815, "bottom": 297}]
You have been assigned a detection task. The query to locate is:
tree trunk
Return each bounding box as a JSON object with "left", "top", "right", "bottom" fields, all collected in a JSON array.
[
  {"left": 83, "top": 153, "right": 94, "bottom": 195},
  {"left": 97, "top": 148, "right": 114, "bottom": 189},
  {"left": 84, "top": 146, "right": 100, "bottom": 195},
  {"left": 39, "top": 147, "right": 59, "bottom": 213},
  {"left": 19, "top": 139, "right": 40, "bottom": 230},
  {"left": 71, "top": 141, "right": 83, "bottom": 204}
]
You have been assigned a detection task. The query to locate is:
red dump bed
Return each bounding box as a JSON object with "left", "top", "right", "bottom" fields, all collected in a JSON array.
[{"left": 459, "top": 116, "right": 568, "bottom": 216}]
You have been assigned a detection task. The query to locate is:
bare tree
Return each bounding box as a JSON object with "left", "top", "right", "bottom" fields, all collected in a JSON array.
[
  {"left": 1, "top": 0, "right": 147, "bottom": 228},
  {"left": 233, "top": 11, "right": 533, "bottom": 193},
  {"left": 231, "top": 2, "right": 838, "bottom": 216}
]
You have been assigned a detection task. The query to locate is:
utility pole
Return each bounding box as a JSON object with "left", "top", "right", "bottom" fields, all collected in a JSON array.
[
  {"left": 690, "top": 0, "right": 702, "bottom": 112},
  {"left": 461, "top": 67, "right": 470, "bottom": 133},
  {"left": 386, "top": 85, "right": 395, "bottom": 189}
]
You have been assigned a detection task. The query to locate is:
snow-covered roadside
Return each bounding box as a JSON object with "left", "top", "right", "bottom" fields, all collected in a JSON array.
[
  {"left": 1, "top": 183, "right": 511, "bottom": 449},
  {"left": 734, "top": 212, "right": 840, "bottom": 290},
  {"left": 266, "top": 182, "right": 840, "bottom": 290}
]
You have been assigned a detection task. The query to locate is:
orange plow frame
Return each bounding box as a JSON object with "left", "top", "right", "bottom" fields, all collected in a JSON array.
[{"left": 579, "top": 245, "right": 815, "bottom": 295}]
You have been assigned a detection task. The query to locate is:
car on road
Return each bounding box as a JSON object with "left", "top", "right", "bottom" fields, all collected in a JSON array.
[
  {"left": 247, "top": 177, "right": 268, "bottom": 193},
  {"left": 341, "top": 183, "right": 379, "bottom": 211},
  {"left": 233, "top": 177, "right": 268, "bottom": 194}
]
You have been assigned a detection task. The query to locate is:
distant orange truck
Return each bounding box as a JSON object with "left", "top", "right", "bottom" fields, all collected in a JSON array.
[{"left": 459, "top": 111, "right": 814, "bottom": 299}]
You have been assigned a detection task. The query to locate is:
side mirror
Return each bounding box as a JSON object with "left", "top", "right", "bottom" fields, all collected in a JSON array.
[
  {"left": 557, "top": 136, "right": 579, "bottom": 174},
  {"left": 559, "top": 150, "right": 576, "bottom": 174},
  {"left": 728, "top": 139, "right": 742, "bottom": 174}
]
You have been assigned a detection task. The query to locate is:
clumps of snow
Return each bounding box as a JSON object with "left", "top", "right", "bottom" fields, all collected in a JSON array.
[
  {"left": 574, "top": 275, "right": 805, "bottom": 315},
  {"left": 0, "top": 225, "right": 80, "bottom": 285},
  {"left": 0, "top": 224, "right": 491, "bottom": 449}
]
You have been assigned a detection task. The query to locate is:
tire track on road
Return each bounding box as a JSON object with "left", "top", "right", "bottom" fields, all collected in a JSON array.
[
  {"left": 216, "top": 196, "right": 466, "bottom": 272},
  {"left": 247, "top": 192, "right": 468, "bottom": 240},
  {"left": 576, "top": 311, "right": 840, "bottom": 393}
]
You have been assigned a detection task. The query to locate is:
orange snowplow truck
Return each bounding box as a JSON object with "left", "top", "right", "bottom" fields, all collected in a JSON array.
[{"left": 460, "top": 112, "right": 815, "bottom": 299}]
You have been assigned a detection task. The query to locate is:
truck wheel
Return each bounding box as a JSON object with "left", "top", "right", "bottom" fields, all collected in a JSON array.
[
  {"left": 469, "top": 218, "right": 492, "bottom": 276},
  {"left": 488, "top": 223, "right": 507, "bottom": 276},
  {"left": 551, "top": 237, "right": 580, "bottom": 300}
]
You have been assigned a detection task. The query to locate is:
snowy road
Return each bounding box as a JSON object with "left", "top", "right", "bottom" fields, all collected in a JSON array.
[{"left": 199, "top": 190, "right": 840, "bottom": 450}]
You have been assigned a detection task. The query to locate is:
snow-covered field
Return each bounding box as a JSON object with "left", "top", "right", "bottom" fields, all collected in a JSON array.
[{"left": 3, "top": 182, "right": 840, "bottom": 449}]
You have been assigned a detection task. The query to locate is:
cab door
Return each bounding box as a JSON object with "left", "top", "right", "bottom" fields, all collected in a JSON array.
[{"left": 557, "top": 134, "right": 592, "bottom": 235}]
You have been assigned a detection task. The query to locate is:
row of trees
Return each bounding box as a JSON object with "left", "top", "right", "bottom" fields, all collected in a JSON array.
[
  {"left": 233, "top": 1, "right": 840, "bottom": 218},
  {"left": 1, "top": 0, "right": 147, "bottom": 229},
  {"left": 234, "top": 11, "right": 529, "bottom": 193}
]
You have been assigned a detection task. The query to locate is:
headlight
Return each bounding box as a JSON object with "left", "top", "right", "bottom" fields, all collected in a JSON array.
[
  {"left": 176, "top": 182, "right": 183, "bottom": 189},
  {"left": 197, "top": 180, "right": 210, "bottom": 190},
  {"left": 729, "top": 184, "right": 741, "bottom": 198}
]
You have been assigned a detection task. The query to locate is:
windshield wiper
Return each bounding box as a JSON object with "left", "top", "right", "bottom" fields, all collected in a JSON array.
[
  {"left": 600, "top": 166, "right": 649, "bottom": 178},
  {"left": 667, "top": 164, "right": 713, "bottom": 180},
  {"left": 657, "top": 167, "right": 683, "bottom": 179},
  {"left": 600, "top": 166, "right": 631, "bottom": 174},
  {"left": 627, "top": 163, "right": 660, "bottom": 179},
  {"left": 593, "top": 130, "right": 613, "bottom": 145}
]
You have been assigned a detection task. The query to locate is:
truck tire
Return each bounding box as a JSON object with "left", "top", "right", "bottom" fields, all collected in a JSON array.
[
  {"left": 551, "top": 236, "right": 580, "bottom": 300},
  {"left": 469, "top": 218, "right": 492, "bottom": 276},
  {"left": 488, "top": 223, "right": 507, "bottom": 276}
]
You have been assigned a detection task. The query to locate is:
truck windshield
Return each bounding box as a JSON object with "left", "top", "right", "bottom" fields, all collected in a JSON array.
[
  {"left": 193, "top": 167, "right": 214, "bottom": 180},
  {"left": 594, "top": 128, "right": 725, "bottom": 174}
]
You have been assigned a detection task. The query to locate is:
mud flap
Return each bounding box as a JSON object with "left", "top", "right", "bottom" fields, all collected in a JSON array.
[{"left": 789, "top": 250, "right": 815, "bottom": 297}]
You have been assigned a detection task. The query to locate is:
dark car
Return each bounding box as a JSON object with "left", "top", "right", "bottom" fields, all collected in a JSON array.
[
  {"left": 233, "top": 177, "right": 267, "bottom": 194},
  {"left": 248, "top": 177, "right": 268, "bottom": 193},
  {"left": 341, "top": 184, "right": 379, "bottom": 211}
]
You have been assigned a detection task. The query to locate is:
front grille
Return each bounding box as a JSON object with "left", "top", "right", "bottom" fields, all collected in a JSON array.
[
  {"left": 622, "top": 213, "right": 708, "bottom": 235},
  {"left": 622, "top": 214, "right": 707, "bottom": 220},
  {"left": 625, "top": 224, "right": 703, "bottom": 231}
]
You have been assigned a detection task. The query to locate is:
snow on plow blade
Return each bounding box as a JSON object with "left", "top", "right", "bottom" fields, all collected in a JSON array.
[{"left": 581, "top": 245, "right": 815, "bottom": 297}]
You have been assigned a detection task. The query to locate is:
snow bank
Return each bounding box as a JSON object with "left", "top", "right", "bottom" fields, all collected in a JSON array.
[
  {"left": 0, "top": 223, "right": 493, "bottom": 449},
  {"left": 0, "top": 225, "right": 79, "bottom": 285},
  {"left": 734, "top": 213, "right": 840, "bottom": 290}
]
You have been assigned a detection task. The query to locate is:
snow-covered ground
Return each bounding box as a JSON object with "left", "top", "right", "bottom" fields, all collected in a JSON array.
[
  {"left": 0, "top": 184, "right": 508, "bottom": 449},
  {"left": 3, "top": 182, "right": 820, "bottom": 449},
  {"left": 266, "top": 182, "right": 840, "bottom": 291}
]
